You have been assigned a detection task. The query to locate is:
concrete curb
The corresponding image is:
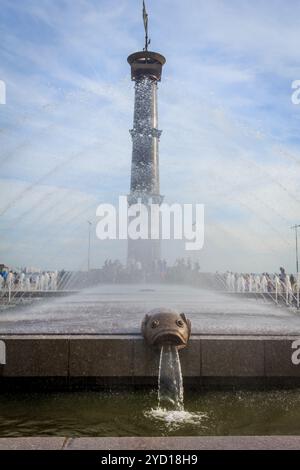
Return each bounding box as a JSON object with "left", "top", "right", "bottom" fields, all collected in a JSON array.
[{"left": 0, "top": 436, "right": 300, "bottom": 450}]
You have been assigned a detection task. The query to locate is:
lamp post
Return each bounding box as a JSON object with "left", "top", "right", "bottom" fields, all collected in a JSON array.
[
  {"left": 291, "top": 224, "right": 300, "bottom": 309},
  {"left": 87, "top": 221, "right": 92, "bottom": 272}
]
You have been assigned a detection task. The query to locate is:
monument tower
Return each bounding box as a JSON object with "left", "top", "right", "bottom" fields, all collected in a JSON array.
[{"left": 127, "top": 1, "right": 166, "bottom": 269}]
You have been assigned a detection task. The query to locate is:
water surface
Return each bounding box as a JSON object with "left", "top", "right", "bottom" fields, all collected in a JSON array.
[{"left": 1, "top": 389, "right": 300, "bottom": 437}]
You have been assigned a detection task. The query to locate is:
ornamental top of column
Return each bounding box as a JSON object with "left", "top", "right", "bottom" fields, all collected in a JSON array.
[{"left": 127, "top": 51, "right": 166, "bottom": 82}]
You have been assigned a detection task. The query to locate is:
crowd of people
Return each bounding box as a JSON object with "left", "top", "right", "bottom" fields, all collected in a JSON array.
[
  {"left": 64, "top": 258, "right": 202, "bottom": 289},
  {"left": 99, "top": 258, "right": 201, "bottom": 284},
  {"left": 220, "top": 267, "right": 299, "bottom": 302},
  {"left": 0, "top": 267, "right": 59, "bottom": 292},
  {"left": 1, "top": 261, "right": 299, "bottom": 306},
  {"left": 0, "top": 259, "right": 202, "bottom": 291}
]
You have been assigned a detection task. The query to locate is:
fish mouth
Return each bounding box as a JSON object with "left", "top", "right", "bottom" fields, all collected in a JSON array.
[{"left": 152, "top": 329, "right": 187, "bottom": 347}]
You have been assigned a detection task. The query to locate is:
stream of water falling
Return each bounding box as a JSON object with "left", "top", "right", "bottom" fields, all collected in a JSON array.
[
  {"left": 145, "top": 344, "right": 206, "bottom": 429},
  {"left": 158, "top": 345, "right": 184, "bottom": 411}
]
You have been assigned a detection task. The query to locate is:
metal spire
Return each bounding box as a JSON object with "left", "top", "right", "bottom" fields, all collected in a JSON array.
[{"left": 143, "top": 0, "right": 151, "bottom": 51}]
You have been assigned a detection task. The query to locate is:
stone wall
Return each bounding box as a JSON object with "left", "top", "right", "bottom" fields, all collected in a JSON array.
[{"left": 1, "top": 335, "right": 300, "bottom": 387}]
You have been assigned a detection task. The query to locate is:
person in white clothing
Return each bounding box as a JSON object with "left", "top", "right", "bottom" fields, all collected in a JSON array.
[{"left": 261, "top": 274, "right": 268, "bottom": 293}]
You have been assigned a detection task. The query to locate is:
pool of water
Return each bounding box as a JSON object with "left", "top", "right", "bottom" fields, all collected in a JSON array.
[{"left": 1, "top": 389, "right": 300, "bottom": 437}]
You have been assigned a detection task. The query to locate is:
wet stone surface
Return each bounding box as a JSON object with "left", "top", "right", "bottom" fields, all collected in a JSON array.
[{"left": 1, "top": 284, "right": 300, "bottom": 335}]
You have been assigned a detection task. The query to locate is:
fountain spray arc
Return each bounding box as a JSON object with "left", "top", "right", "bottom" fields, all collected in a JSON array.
[{"left": 127, "top": 2, "right": 166, "bottom": 269}]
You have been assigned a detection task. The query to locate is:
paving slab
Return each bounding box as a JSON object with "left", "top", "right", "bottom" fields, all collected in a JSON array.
[
  {"left": 65, "top": 436, "right": 300, "bottom": 450},
  {"left": 0, "top": 437, "right": 66, "bottom": 450},
  {"left": 1, "top": 436, "right": 300, "bottom": 450}
]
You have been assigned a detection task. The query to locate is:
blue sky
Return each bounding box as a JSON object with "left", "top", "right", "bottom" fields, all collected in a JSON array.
[{"left": 0, "top": 0, "right": 300, "bottom": 272}]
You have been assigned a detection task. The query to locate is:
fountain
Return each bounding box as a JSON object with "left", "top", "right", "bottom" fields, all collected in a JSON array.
[
  {"left": 141, "top": 308, "right": 191, "bottom": 349},
  {"left": 141, "top": 308, "right": 209, "bottom": 430},
  {"left": 142, "top": 308, "right": 191, "bottom": 411},
  {"left": 1, "top": 2, "right": 300, "bottom": 452}
]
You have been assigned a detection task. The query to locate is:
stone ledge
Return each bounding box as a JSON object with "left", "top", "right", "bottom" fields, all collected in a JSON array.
[
  {"left": 0, "top": 338, "right": 69, "bottom": 377},
  {"left": 201, "top": 339, "right": 264, "bottom": 377},
  {"left": 0, "top": 335, "right": 299, "bottom": 380}
]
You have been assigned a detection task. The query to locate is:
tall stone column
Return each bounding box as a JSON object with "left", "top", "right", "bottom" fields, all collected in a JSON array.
[{"left": 127, "top": 51, "right": 166, "bottom": 270}]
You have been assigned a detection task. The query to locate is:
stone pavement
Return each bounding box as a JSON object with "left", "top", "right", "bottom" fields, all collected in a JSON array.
[{"left": 0, "top": 436, "right": 300, "bottom": 450}]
